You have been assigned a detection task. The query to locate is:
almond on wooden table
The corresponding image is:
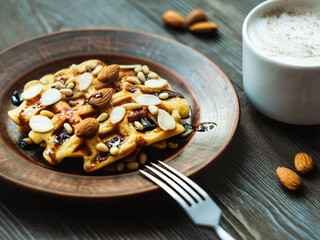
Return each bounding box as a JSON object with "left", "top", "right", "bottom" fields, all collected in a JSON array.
[
  {"left": 294, "top": 153, "right": 314, "bottom": 173},
  {"left": 97, "top": 64, "right": 120, "bottom": 83},
  {"left": 276, "top": 167, "right": 302, "bottom": 191},
  {"left": 189, "top": 21, "right": 218, "bottom": 33},
  {"left": 162, "top": 10, "right": 185, "bottom": 28},
  {"left": 75, "top": 118, "right": 99, "bottom": 138},
  {"left": 186, "top": 9, "right": 207, "bottom": 26}
]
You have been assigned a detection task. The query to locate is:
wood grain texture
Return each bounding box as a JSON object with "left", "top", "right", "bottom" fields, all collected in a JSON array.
[{"left": 0, "top": 0, "right": 319, "bottom": 240}]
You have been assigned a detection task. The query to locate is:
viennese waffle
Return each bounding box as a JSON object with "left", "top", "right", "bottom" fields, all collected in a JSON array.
[{"left": 8, "top": 60, "right": 191, "bottom": 172}]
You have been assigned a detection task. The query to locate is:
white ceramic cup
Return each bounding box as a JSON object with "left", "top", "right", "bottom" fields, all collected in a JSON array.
[{"left": 242, "top": 0, "right": 320, "bottom": 125}]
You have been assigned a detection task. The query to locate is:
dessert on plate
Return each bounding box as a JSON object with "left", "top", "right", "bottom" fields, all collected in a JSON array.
[{"left": 8, "top": 59, "right": 191, "bottom": 172}]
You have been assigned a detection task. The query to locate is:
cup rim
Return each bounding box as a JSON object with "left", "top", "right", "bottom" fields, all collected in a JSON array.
[{"left": 242, "top": 0, "right": 320, "bottom": 69}]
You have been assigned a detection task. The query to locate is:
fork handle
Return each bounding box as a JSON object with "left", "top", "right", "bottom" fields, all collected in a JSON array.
[{"left": 214, "top": 226, "right": 235, "bottom": 240}]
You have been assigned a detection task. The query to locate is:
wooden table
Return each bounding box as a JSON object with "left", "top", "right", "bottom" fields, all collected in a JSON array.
[{"left": 1, "top": 1, "right": 319, "bottom": 239}]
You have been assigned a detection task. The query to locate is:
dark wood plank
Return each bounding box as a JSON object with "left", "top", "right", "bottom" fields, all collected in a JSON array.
[{"left": 0, "top": 0, "right": 319, "bottom": 240}]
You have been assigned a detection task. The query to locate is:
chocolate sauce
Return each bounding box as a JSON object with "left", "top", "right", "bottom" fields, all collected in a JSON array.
[
  {"left": 126, "top": 87, "right": 185, "bottom": 99},
  {"left": 128, "top": 107, "right": 149, "bottom": 122},
  {"left": 54, "top": 128, "right": 72, "bottom": 145},
  {"left": 127, "top": 87, "right": 141, "bottom": 93},
  {"left": 12, "top": 91, "right": 24, "bottom": 106},
  {"left": 105, "top": 135, "right": 124, "bottom": 149}
]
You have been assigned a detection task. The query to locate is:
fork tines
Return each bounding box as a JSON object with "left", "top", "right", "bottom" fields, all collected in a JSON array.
[{"left": 139, "top": 161, "right": 208, "bottom": 207}]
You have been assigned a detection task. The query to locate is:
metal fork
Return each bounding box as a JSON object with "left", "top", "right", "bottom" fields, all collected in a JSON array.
[{"left": 139, "top": 161, "right": 235, "bottom": 240}]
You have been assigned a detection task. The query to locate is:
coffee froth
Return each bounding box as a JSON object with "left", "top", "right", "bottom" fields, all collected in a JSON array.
[{"left": 248, "top": 2, "right": 320, "bottom": 66}]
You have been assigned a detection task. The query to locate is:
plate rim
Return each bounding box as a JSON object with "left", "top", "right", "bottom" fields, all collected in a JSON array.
[{"left": 0, "top": 27, "right": 240, "bottom": 199}]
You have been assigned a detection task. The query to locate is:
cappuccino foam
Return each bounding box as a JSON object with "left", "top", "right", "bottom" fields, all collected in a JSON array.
[{"left": 248, "top": 4, "right": 320, "bottom": 66}]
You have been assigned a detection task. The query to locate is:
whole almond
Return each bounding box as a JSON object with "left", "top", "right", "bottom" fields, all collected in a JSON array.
[
  {"left": 276, "top": 167, "right": 302, "bottom": 191},
  {"left": 294, "top": 153, "right": 314, "bottom": 173},
  {"left": 97, "top": 64, "right": 120, "bottom": 83},
  {"left": 88, "top": 88, "right": 114, "bottom": 108},
  {"left": 189, "top": 21, "right": 218, "bottom": 33},
  {"left": 75, "top": 118, "right": 99, "bottom": 138},
  {"left": 186, "top": 9, "right": 207, "bottom": 26},
  {"left": 162, "top": 10, "right": 185, "bottom": 28}
]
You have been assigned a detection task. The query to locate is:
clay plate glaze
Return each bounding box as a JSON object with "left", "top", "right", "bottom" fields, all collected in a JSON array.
[{"left": 0, "top": 28, "right": 239, "bottom": 199}]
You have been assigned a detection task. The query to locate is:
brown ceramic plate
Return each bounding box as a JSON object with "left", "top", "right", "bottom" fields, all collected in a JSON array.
[{"left": 0, "top": 28, "right": 239, "bottom": 199}]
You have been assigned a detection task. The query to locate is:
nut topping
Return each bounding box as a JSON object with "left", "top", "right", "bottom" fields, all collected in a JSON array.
[
  {"left": 29, "top": 115, "right": 54, "bottom": 132},
  {"left": 21, "top": 84, "right": 43, "bottom": 100},
  {"left": 75, "top": 118, "right": 99, "bottom": 138},
  {"left": 40, "top": 88, "right": 62, "bottom": 106},
  {"left": 97, "top": 64, "right": 120, "bottom": 83},
  {"left": 157, "top": 109, "right": 176, "bottom": 131},
  {"left": 145, "top": 79, "right": 168, "bottom": 89},
  {"left": 136, "top": 94, "right": 162, "bottom": 106},
  {"left": 88, "top": 88, "right": 114, "bottom": 108},
  {"left": 110, "top": 106, "right": 126, "bottom": 124},
  {"left": 79, "top": 72, "right": 93, "bottom": 91}
]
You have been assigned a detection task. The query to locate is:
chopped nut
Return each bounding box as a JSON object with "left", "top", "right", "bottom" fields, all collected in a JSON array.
[
  {"left": 92, "top": 65, "right": 103, "bottom": 75},
  {"left": 54, "top": 82, "right": 66, "bottom": 89},
  {"left": 96, "top": 143, "right": 109, "bottom": 153},
  {"left": 126, "top": 162, "right": 139, "bottom": 170},
  {"left": 134, "top": 66, "right": 142, "bottom": 73},
  {"left": 67, "top": 82, "right": 75, "bottom": 89},
  {"left": 22, "top": 137, "right": 33, "bottom": 145},
  {"left": 142, "top": 65, "right": 150, "bottom": 74},
  {"left": 137, "top": 71, "right": 146, "bottom": 82},
  {"left": 148, "top": 72, "right": 158, "bottom": 79},
  {"left": 134, "top": 121, "right": 144, "bottom": 131},
  {"left": 70, "top": 64, "right": 79, "bottom": 73},
  {"left": 159, "top": 92, "right": 169, "bottom": 100},
  {"left": 148, "top": 105, "right": 159, "bottom": 115},
  {"left": 116, "top": 162, "right": 125, "bottom": 172},
  {"left": 40, "top": 110, "right": 54, "bottom": 118},
  {"left": 126, "top": 76, "right": 141, "bottom": 85},
  {"left": 63, "top": 123, "right": 73, "bottom": 134},
  {"left": 168, "top": 142, "right": 178, "bottom": 149},
  {"left": 65, "top": 77, "right": 75, "bottom": 85},
  {"left": 40, "top": 141, "right": 47, "bottom": 148},
  {"left": 96, "top": 113, "right": 109, "bottom": 122},
  {"left": 78, "top": 65, "right": 87, "bottom": 73},
  {"left": 60, "top": 88, "right": 73, "bottom": 96},
  {"left": 138, "top": 153, "right": 147, "bottom": 165},
  {"left": 110, "top": 146, "right": 119, "bottom": 155}
]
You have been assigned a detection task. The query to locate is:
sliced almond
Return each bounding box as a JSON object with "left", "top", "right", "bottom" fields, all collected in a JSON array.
[
  {"left": 137, "top": 72, "right": 146, "bottom": 82},
  {"left": 119, "top": 64, "right": 141, "bottom": 69},
  {"left": 145, "top": 79, "right": 168, "bottom": 89},
  {"left": 110, "top": 106, "right": 126, "bottom": 124},
  {"left": 147, "top": 72, "right": 158, "bottom": 79},
  {"left": 148, "top": 105, "right": 159, "bottom": 115},
  {"left": 157, "top": 109, "right": 176, "bottom": 131},
  {"left": 29, "top": 115, "right": 54, "bottom": 132},
  {"left": 121, "top": 103, "right": 144, "bottom": 110},
  {"left": 79, "top": 72, "right": 93, "bottom": 91},
  {"left": 92, "top": 65, "right": 103, "bottom": 75},
  {"left": 40, "top": 88, "right": 62, "bottom": 106},
  {"left": 21, "top": 84, "right": 43, "bottom": 100},
  {"left": 135, "top": 94, "right": 161, "bottom": 106}
]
